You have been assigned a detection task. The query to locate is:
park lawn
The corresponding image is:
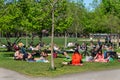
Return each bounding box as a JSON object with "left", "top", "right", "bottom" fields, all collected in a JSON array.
[
  {"left": 0, "top": 37, "right": 120, "bottom": 77},
  {"left": 0, "top": 37, "right": 88, "bottom": 47},
  {"left": 0, "top": 51, "right": 120, "bottom": 77}
]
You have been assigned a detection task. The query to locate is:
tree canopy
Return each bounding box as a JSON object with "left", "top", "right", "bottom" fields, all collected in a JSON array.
[{"left": 0, "top": 0, "right": 120, "bottom": 38}]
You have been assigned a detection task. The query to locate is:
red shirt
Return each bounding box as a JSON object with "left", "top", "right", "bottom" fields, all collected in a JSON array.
[{"left": 72, "top": 52, "right": 82, "bottom": 65}]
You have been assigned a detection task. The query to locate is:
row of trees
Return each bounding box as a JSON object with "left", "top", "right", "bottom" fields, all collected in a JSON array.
[
  {"left": 0, "top": 0, "right": 120, "bottom": 43},
  {"left": 90, "top": 0, "right": 120, "bottom": 34},
  {"left": 0, "top": 0, "right": 120, "bottom": 37}
]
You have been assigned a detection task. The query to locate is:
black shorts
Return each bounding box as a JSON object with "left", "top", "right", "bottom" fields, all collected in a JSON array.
[{"left": 23, "top": 53, "right": 29, "bottom": 60}]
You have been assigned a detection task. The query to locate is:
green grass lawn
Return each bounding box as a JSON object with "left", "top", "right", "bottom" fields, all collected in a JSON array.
[
  {"left": 0, "top": 51, "right": 120, "bottom": 77},
  {"left": 0, "top": 37, "right": 120, "bottom": 77}
]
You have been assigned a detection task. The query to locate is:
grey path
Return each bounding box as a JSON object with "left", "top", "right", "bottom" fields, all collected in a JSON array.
[{"left": 0, "top": 68, "right": 120, "bottom": 80}]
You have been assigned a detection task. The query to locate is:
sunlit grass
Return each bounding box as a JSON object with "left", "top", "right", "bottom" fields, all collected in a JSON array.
[
  {"left": 0, "top": 37, "right": 120, "bottom": 77},
  {"left": 0, "top": 51, "right": 120, "bottom": 77}
]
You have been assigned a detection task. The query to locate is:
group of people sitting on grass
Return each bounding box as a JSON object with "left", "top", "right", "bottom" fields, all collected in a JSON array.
[
  {"left": 13, "top": 42, "right": 49, "bottom": 63},
  {"left": 13, "top": 40, "right": 118, "bottom": 65},
  {"left": 62, "top": 40, "right": 118, "bottom": 66}
]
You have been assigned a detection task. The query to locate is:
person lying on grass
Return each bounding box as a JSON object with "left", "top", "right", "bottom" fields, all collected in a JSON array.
[
  {"left": 14, "top": 49, "right": 23, "bottom": 60},
  {"left": 53, "top": 44, "right": 70, "bottom": 59},
  {"left": 29, "top": 43, "right": 41, "bottom": 51},
  {"left": 34, "top": 49, "right": 49, "bottom": 63},
  {"left": 14, "top": 46, "right": 33, "bottom": 60}
]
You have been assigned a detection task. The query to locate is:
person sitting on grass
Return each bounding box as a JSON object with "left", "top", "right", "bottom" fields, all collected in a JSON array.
[
  {"left": 71, "top": 49, "right": 83, "bottom": 66},
  {"left": 94, "top": 50, "right": 107, "bottom": 62},
  {"left": 85, "top": 53, "right": 94, "bottom": 62},
  {"left": 62, "top": 49, "right": 83, "bottom": 66},
  {"left": 18, "top": 42, "right": 33, "bottom": 60},
  {"left": 105, "top": 52, "right": 114, "bottom": 62},
  {"left": 78, "top": 42, "right": 89, "bottom": 57},
  {"left": 104, "top": 45, "right": 118, "bottom": 59}
]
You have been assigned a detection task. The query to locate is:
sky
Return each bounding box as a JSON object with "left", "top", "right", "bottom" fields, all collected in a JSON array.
[
  {"left": 72, "top": 0, "right": 94, "bottom": 10},
  {"left": 83, "top": 0, "right": 93, "bottom": 8}
]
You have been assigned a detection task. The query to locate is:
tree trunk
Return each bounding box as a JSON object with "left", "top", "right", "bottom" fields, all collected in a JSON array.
[
  {"left": 117, "top": 34, "right": 119, "bottom": 48},
  {"left": 30, "top": 33, "right": 34, "bottom": 45},
  {"left": 50, "top": 5, "right": 55, "bottom": 70},
  {"left": 64, "top": 31, "right": 67, "bottom": 48},
  {"left": 26, "top": 32, "right": 28, "bottom": 48}
]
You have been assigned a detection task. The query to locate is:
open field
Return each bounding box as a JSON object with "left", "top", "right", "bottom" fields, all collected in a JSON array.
[{"left": 0, "top": 37, "right": 120, "bottom": 77}]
